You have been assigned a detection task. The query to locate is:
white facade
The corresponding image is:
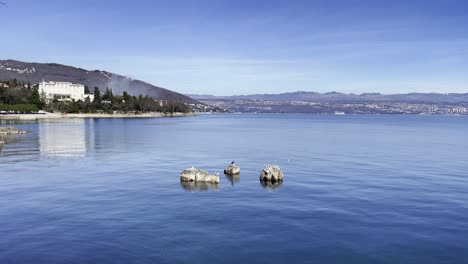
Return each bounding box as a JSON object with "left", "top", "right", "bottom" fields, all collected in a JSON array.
[{"left": 39, "top": 81, "right": 94, "bottom": 102}]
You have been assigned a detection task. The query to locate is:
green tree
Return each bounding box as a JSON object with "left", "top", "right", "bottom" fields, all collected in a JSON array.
[
  {"left": 102, "top": 87, "right": 114, "bottom": 102},
  {"left": 92, "top": 87, "right": 102, "bottom": 109},
  {"left": 122, "top": 91, "right": 134, "bottom": 112},
  {"left": 67, "top": 100, "right": 80, "bottom": 113},
  {"left": 28, "top": 87, "right": 44, "bottom": 109}
]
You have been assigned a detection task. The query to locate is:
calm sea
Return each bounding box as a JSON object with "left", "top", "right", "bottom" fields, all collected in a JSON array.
[{"left": 1, "top": 114, "right": 467, "bottom": 263}]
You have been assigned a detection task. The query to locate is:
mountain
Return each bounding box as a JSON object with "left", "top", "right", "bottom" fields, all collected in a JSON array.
[
  {"left": 0, "top": 59, "right": 197, "bottom": 103},
  {"left": 189, "top": 91, "right": 468, "bottom": 104}
]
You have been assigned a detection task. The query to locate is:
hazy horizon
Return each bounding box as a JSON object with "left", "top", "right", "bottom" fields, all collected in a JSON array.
[
  {"left": 1, "top": 0, "right": 467, "bottom": 96},
  {"left": 185, "top": 90, "right": 468, "bottom": 97}
]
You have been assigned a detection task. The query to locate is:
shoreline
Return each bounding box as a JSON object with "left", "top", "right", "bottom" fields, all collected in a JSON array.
[
  {"left": 2, "top": 112, "right": 465, "bottom": 120},
  {"left": 0, "top": 112, "right": 196, "bottom": 120}
]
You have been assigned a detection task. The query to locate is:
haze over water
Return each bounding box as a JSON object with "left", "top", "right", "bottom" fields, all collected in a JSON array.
[{"left": 1, "top": 114, "right": 468, "bottom": 263}]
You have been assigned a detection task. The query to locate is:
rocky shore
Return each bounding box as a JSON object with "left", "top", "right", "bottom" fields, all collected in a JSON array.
[
  {"left": 0, "top": 127, "right": 28, "bottom": 135},
  {"left": 0, "top": 126, "right": 29, "bottom": 150}
]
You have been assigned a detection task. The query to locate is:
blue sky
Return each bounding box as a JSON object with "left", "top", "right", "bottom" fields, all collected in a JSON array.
[{"left": 1, "top": 0, "right": 468, "bottom": 95}]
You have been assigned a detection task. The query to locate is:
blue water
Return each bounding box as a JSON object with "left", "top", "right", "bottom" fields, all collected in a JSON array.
[{"left": 1, "top": 114, "right": 467, "bottom": 263}]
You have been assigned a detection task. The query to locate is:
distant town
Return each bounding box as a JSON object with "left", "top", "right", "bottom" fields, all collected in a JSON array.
[{"left": 199, "top": 99, "right": 468, "bottom": 115}]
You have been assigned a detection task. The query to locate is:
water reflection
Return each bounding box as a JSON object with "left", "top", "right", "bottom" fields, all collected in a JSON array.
[
  {"left": 260, "top": 180, "right": 283, "bottom": 191},
  {"left": 0, "top": 119, "right": 34, "bottom": 126},
  {"left": 39, "top": 119, "right": 95, "bottom": 157},
  {"left": 180, "top": 181, "right": 219, "bottom": 192},
  {"left": 224, "top": 173, "right": 240, "bottom": 186},
  {"left": 0, "top": 134, "right": 24, "bottom": 145}
]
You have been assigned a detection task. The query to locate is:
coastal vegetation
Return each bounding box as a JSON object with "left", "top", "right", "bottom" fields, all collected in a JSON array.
[{"left": 0, "top": 79, "right": 191, "bottom": 114}]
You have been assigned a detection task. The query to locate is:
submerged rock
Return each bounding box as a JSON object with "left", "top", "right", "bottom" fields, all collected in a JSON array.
[
  {"left": 0, "top": 127, "right": 28, "bottom": 135},
  {"left": 224, "top": 162, "right": 240, "bottom": 175},
  {"left": 180, "top": 167, "right": 220, "bottom": 183},
  {"left": 259, "top": 164, "right": 283, "bottom": 182}
]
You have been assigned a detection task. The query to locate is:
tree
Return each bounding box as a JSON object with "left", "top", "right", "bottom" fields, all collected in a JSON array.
[
  {"left": 122, "top": 91, "right": 134, "bottom": 112},
  {"left": 92, "top": 87, "right": 102, "bottom": 109},
  {"left": 29, "top": 87, "right": 44, "bottom": 109},
  {"left": 67, "top": 100, "right": 80, "bottom": 113},
  {"left": 84, "top": 96, "right": 91, "bottom": 112},
  {"left": 123, "top": 91, "right": 130, "bottom": 102},
  {"left": 102, "top": 87, "right": 114, "bottom": 102},
  {"left": 84, "top": 85, "right": 90, "bottom": 94},
  {"left": 93, "top": 87, "right": 101, "bottom": 101}
]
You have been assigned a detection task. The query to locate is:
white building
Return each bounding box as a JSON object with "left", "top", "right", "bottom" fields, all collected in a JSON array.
[{"left": 39, "top": 81, "right": 94, "bottom": 102}]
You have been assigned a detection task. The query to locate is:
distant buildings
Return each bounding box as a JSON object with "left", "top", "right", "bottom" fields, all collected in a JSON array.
[
  {"left": 39, "top": 81, "right": 94, "bottom": 102},
  {"left": 198, "top": 99, "right": 468, "bottom": 115},
  {"left": 0, "top": 64, "right": 36, "bottom": 74}
]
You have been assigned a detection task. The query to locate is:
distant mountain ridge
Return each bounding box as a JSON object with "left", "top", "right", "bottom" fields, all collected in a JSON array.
[
  {"left": 188, "top": 91, "right": 468, "bottom": 104},
  {"left": 0, "top": 59, "right": 197, "bottom": 103}
]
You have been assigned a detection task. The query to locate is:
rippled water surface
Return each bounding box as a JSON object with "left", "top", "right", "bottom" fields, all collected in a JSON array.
[{"left": 1, "top": 114, "right": 467, "bottom": 263}]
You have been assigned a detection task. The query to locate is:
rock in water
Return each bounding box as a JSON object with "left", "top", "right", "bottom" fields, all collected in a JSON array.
[
  {"left": 0, "top": 127, "right": 28, "bottom": 135},
  {"left": 180, "top": 167, "right": 220, "bottom": 183},
  {"left": 224, "top": 163, "right": 240, "bottom": 175},
  {"left": 259, "top": 164, "right": 283, "bottom": 182}
]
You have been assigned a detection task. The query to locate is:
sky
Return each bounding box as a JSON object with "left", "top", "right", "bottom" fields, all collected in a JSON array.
[{"left": 1, "top": 0, "right": 468, "bottom": 95}]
